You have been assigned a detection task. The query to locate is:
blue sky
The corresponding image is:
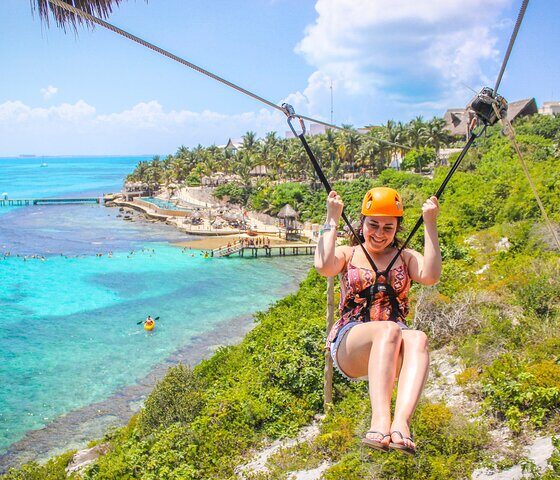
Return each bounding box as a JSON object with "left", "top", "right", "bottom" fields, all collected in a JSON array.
[{"left": 0, "top": 0, "right": 558, "bottom": 155}]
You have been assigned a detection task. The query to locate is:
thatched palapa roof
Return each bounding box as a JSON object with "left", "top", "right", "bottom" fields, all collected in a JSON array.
[{"left": 277, "top": 204, "right": 298, "bottom": 219}]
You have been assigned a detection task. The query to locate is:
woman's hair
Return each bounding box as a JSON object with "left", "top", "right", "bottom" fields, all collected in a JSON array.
[{"left": 349, "top": 215, "right": 404, "bottom": 249}]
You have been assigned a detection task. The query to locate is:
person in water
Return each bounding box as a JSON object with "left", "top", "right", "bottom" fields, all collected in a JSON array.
[{"left": 314, "top": 187, "right": 441, "bottom": 455}]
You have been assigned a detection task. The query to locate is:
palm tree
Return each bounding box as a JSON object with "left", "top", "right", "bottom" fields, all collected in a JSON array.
[
  {"left": 407, "top": 116, "right": 428, "bottom": 149},
  {"left": 241, "top": 131, "right": 258, "bottom": 154},
  {"left": 356, "top": 131, "right": 391, "bottom": 176},
  {"left": 170, "top": 156, "right": 189, "bottom": 184},
  {"left": 33, "top": 0, "right": 124, "bottom": 31},
  {"left": 255, "top": 132, "right": 277, "bottom": 175},
  {"left": 318, "top": 129, "right": 341, "bottom": 180},
  {"left": 338, "top": 127, "right": 361, "bottom": 173},
  {"left": 425, "top": 117, "right": 451, "bottom": 162}
]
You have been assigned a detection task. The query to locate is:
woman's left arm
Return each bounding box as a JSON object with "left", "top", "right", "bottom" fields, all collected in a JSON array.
[{"left": 405, "top": 196, "right": 442, "bottom": 286}]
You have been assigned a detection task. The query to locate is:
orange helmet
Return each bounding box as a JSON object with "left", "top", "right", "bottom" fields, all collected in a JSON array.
[{"left": 361, "top": 187, "right": 403, "bottom": 217}]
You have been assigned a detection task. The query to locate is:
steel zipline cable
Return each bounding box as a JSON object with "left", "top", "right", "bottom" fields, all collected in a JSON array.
[
  {"left": 494, "top": 0, "right": 530, "bottom": 93},
  {"left": 45, "top": 0, "right": 410, "bottom": 152}
]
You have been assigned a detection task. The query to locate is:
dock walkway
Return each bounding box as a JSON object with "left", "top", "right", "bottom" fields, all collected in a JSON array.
[
  {"left": 212, "top": 242, "right": 315, "bottom": 258},
  {"left": 0, "top": 198, "right": 100, "bottom": 206}
]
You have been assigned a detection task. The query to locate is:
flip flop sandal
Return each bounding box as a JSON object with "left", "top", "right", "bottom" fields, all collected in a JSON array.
[
  {"left": 361, "top": 430, "right": 390, "bottom": 452},
  {"left": 389, "top": 430, "right": 416, "bottom": 456}
]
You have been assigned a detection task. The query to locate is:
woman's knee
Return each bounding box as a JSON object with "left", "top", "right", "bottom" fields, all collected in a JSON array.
[
  {"left": 371, "top": 321, "right": 402, "bottom": 344},
  {"left": 405, "top": 330, "right": 429, "bottom": 351}
]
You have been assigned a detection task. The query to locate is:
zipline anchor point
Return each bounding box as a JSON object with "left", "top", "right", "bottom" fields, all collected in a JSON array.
[{"left": 282, "top": 103, "right": 306, "bottom": 136}]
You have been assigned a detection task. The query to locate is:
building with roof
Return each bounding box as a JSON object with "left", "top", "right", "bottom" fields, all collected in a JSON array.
[
  {"left": 443, "top": 98, "right": 538, "bottom": 138},
  {"left": 222, "top": 138, "right": 244, "bottom": 154},
  {"left": 249, "top": 165, "right": 268, "bottom": 177},
  {"left": 539, "top": 101, "right": 560, "bottom": 116},
  {"left": 277, "top": 203, "right": 300, "bottom": 240},
  {"left": 285, "top": 122, "right": 335, "bottom": 138}
]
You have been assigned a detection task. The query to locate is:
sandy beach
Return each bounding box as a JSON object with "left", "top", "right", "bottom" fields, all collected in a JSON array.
[{"left": 175, "top": 233, "right": 290, "bottom": 251}]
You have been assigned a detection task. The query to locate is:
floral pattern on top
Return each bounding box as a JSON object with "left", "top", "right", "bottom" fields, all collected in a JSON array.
[{"left": 326, "top": 247, "right": 411, "bottom": 350}]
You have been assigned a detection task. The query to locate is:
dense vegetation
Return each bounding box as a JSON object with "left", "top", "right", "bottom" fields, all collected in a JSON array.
[
  {"left": 3, "top": 114, "right": 559, "bottom": 479},
  {"left": 125, "top": 117, "right": 451, "bottom": 196}
]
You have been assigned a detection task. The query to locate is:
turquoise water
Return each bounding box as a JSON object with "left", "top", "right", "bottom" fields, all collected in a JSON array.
[
  {"left": 0, "top": 157, "right": 311, "bottom": 460},
  {"left": 0, "top": 156, "right": 141, "bottom": 200}
]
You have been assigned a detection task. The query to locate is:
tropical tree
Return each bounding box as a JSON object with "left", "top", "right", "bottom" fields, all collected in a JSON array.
[
  {"left": 33, "top": 0, "right": 125, "bottom": 31},
  {"left": 407, "top": 116, "right": 428, "bottom": 148},
  {"left": 338, "top": 127, "right": 361, "bottom": 172},
  {"left": 401, "top": 147, "right": 437, "bottom": 173},
  {"left": 241, "top": 131, "right": 258, "bottom": 154},
  {"left": 319, "top": 129, "right": 341, "bottom": 179}
]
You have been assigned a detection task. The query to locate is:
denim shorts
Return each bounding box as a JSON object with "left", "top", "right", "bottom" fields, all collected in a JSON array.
[
  {"left": 330, "top": 322, "right": 368, "bottom": 382},
  {"left": 330, "top": 320, "right": 411, "bottom": 382}
]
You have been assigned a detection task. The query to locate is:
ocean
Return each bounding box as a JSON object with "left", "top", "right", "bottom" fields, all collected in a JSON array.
[{"left": 0, "top": 156, "right": 311, "bottom": 468}]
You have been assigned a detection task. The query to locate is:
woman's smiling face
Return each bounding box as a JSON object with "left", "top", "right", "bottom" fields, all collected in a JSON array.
[{"left": 362, "top": 216, "right": 398, "bottom": 252}]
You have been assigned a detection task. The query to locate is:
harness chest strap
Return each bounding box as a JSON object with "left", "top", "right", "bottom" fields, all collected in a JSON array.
[{"left": 358, "top": 271, "right": 403, "bottom": 323}]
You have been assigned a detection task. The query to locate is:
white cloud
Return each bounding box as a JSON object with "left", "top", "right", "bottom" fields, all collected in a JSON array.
[
  {"left": 0, "top": 99, "right": 286, "bottom": 155},
  {"left": 0, "top": 100, "right": 96, "bottom": 123},
  {"left": 290, "top": 0, "right": 511, "bottom": 122},
  {"left": 40, "top": 85, "right": 58, "bottom": 100}
]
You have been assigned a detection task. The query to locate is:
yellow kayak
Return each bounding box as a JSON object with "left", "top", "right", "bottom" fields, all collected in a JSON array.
[{"left": 144, "top": 320, "right": 155, "bottom": 331}]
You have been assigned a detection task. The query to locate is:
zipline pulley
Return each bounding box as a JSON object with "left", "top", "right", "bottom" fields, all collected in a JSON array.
[{"left": 468, "top": 87, "right": 508, "bottom": 127}]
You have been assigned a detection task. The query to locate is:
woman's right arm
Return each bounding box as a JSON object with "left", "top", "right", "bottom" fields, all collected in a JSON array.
[{"left": 314, "top": 191, "right": 348, "bottom": 277}]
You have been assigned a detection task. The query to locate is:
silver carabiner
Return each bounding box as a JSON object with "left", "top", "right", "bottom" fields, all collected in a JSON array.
[{"left": 281, "top": 103, "right": 306, "bottom": 137}]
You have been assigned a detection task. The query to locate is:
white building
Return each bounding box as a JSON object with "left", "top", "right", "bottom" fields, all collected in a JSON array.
[
  {"left": 222, "top": 138, "right": 244, "bottom": 154},
  {"left": 538, "top": 102, "right": 560, "bottom": 115},
  {"left": 285, "top": 122, "right": 334, "bottom": 138}
]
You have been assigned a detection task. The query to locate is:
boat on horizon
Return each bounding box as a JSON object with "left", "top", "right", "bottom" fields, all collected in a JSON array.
[{"left": 40, "top": 162, "right": 48, "bottom": 167}]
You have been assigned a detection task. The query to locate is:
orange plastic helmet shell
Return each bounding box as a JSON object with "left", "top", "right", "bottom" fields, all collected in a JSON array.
[{"left": 361, "top": 187, "right": 404, "bottom": 217}]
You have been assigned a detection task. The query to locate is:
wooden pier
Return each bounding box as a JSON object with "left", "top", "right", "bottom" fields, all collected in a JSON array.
[
  {"left": 212, "top": 242, "right": 315, "bottom": 258},
  {"left": 0, "top": 197, "right": 101, "bottom": 207}
]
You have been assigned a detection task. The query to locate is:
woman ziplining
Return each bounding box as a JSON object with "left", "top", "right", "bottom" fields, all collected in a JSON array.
[{"left": 315, "top": 188, "right": 441, "bottom": 455}]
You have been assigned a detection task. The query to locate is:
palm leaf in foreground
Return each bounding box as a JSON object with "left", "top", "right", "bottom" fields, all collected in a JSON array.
[{"left": 31, "top": 0, "right": 125, "bottom": 31}]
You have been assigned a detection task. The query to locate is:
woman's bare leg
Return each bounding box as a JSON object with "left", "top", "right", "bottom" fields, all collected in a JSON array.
[
  {"left": 336, "top": 322, "right": 402, "bottom": 445},
  {"left": 390, "top": 329, "right": 429, "bottom": 449}
]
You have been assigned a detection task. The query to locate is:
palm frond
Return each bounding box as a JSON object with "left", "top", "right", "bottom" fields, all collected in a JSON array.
[{"left": 31, "top": 0, "right": 124, "bottom": 31}]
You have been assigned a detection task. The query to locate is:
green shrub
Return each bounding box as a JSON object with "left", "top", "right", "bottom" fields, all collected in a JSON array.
[
  {"left": 138, "top": 364, "right": 205, "bottom": 435},
  {"left": 525, "top": 361, "right": 560, "bottom": 389},
  {"left": 265, "top": 442, "right": 323, "bottom": 477},
  {"left": 481, "top": 355, "right": 560, "bottom": 432},
  {"left": 456, "top": 367, "right": 480, "bottom": 387},
  {"left": 1, "top": 451, "right": 75, "bottom": 480},
  {"left": 514, "top": 272, "right": 560, "bottom": 318},
  {"left": 401, "top": 147, "right": 437, "bottom": 172},
  {"left": 322, "top": 452, "right": 372, "bottom": 480}
]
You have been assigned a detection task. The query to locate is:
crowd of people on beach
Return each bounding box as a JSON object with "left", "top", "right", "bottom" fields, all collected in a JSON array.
[{"left": 222, "top": 236, "right": 271, "bottom": 249}]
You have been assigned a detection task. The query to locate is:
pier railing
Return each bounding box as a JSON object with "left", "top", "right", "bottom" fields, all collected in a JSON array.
[
  {"left": 212, "top": 242, "right": 244, "bottom": 257},
  {"left": 0, "top": 197, "right": 101, "bottom": 207},
  {"left": 211, "top": 243, "right": 316, "bottom": 258}
]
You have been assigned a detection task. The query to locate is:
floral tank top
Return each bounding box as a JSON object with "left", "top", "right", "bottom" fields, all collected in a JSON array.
[{"left": 326, "top": 247, "right": 411, "bottom": 350}]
